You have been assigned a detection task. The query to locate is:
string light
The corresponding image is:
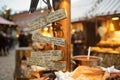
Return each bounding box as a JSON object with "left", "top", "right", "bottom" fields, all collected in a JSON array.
[{"left": 112, "top": 17, "right": 119, "bottom": 20}]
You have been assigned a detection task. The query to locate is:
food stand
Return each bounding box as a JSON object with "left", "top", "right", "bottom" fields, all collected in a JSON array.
[
  {"left": 91, "top": 40, "right": 120, "bottom": 69},
  {"left": 13, "top": 0, "right": 120, "bottom": 79}
]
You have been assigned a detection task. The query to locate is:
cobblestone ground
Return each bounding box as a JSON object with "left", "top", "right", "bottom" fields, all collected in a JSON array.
[{"left": 0, "top": 48, "right": 15, "bottom": 80}]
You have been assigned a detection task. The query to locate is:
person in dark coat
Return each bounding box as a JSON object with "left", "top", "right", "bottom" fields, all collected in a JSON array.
[
  {"left": 18, "top": 30, "right": 29, "bottom": 47},
  {"left": 71, "top": 26, "right": 86, "bottom": 56},
  {"left": 0, "top": 31, "right": 7, "bottom": 56}
]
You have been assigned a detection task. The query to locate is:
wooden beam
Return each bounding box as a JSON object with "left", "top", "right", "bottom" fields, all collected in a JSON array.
[{"left": 59, "top": 0, "right": 71, "bottom": 71}]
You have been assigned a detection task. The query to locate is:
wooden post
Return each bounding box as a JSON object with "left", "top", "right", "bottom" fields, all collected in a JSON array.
[
  {"left": 59, "top": 0, "right": 71, "bottom": 71},
  {"left": 14, "top": 47, "right": 32, "bottom": 79}
]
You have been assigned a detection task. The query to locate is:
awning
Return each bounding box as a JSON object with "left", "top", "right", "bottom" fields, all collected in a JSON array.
[
  {"left": 93, "top": 0, "right": 120, "bottom": 16},
  {"left": 71, "top": 0, "right": 97, "bottom": 22},
  {"left": 0, "top": 16, "right": 16, "bottom": 25}
]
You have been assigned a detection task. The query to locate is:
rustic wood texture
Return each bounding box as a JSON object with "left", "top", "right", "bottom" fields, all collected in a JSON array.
[
  {"left": 59, "top": 0, "right": 71, "bottom": 71},
  {"left": 14, "top": 47, "right": 32, "bottom": 79}
]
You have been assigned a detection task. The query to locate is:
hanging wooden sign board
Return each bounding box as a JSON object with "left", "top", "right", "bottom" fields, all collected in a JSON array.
[
  {"left": 31, "top": 50, "right": 63, "bottom": 60},
  {"left": 32, "top": 31, "right": 65, "bottom": 46},
  {"left": 27, "top": 8, "right": 67, "bottom": 31},
  {"left": 47, "top": 9, "right": 66, "bottom": 23},
  {"left": 27, "top": 58, "right": 66, "bottom": 71},
  {"left": 27, "top": 50, "right": 66, "bottom": 71}
]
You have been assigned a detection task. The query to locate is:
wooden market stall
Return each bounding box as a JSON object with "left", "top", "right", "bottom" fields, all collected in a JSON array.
[
  {"left": 0, "top": 16, "right": 16, "bottom": 31},
  {"left": 71, "top": 0, "right": 120, "bottom": 70},
  {"left": 89, "top": 0, "right": 120, "bottom": 69},
  {"left": 13, "top": 0, "right": 120, "bottom": 79}
]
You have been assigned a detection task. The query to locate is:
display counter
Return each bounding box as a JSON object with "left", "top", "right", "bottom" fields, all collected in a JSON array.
[
  {"left": 96, "top": 40, "right": 120, "bottom": 48},
  {"left": 91, "top": 40, "right": 120, "bottom": 69}
]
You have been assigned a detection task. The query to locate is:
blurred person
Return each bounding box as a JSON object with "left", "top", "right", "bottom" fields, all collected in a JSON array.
[
  {"left": 0, "top": 31, "right": 7, "bottom": 56},
  {"left": 11, "top": 29, "right": 18, "bottom": 48},
  {"left": 71, "top": 26, "right": 86, "bottom": 56},
  {"left": 97, "top": 22, "right": 107, "bottom": 40},
  {"left": 18, "top": 30, "right": 29, "bottom": 47},
  {"left": 6, "top": 35, "right": 14, "bottom": 53}
]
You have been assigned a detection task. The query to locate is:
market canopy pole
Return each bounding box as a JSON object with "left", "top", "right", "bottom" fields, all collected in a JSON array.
[{"left": 59, "top": 0, "right": 71, "bottom": 71}]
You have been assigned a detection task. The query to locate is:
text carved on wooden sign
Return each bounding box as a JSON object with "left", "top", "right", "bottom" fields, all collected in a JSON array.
[
  {"left": 27, "top": 8, "right": 66, "bottom": 31},
  {"left": 27, "top": 50, "right": 66, "bottom": 71},
  {"left": 32, "top": 31, "right": 65, "bottom": 46}
]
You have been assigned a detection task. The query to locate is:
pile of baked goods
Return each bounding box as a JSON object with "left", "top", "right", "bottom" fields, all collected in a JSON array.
[
  {"left": 106, "top": 75, "right": 120, "bottom": 80},
  {"left": 70, "top": 66, "right": 109, "bottom": 80}
]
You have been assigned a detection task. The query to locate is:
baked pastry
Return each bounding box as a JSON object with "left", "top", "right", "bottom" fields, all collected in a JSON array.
[{"left": 70, "top": 66, "right": 109, "bottom": 80}]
